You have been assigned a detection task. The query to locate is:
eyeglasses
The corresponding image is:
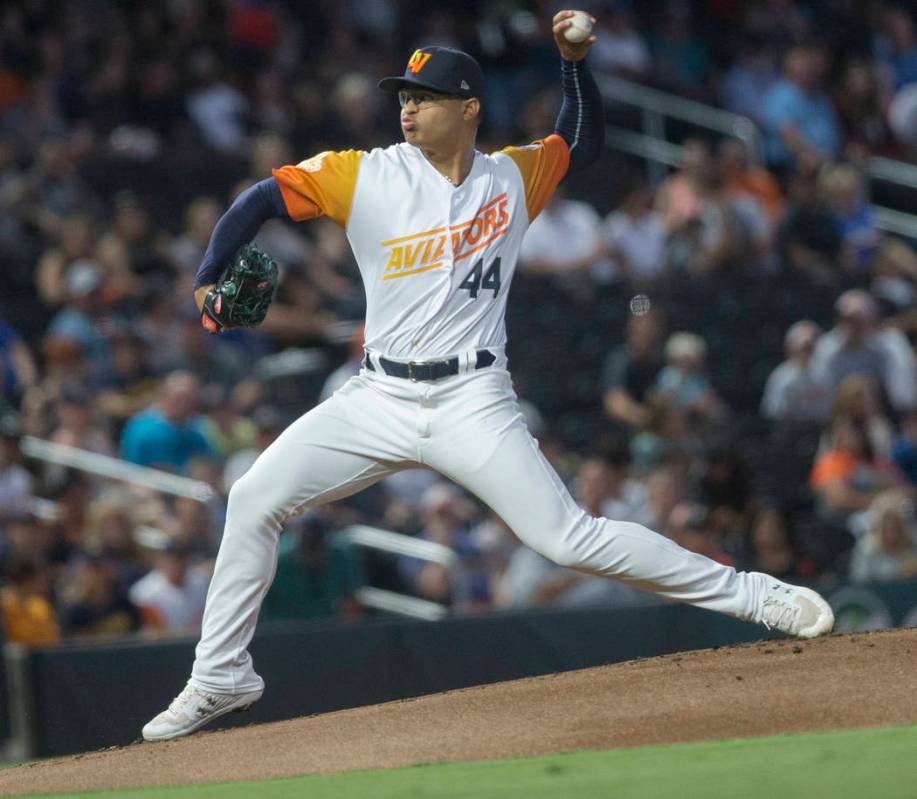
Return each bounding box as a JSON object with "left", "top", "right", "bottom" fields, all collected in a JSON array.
[{"left": 398, "top": 89, "right": 462, "bottom": 108}]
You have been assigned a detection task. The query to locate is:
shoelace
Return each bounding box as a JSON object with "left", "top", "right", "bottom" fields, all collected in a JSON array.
[{"left": 761, "top": 596, "right": 801, "bottom": 634}]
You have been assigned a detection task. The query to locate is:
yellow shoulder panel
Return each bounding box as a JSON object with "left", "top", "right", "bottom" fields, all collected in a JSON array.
[
  {"left": 272, "top": 149, "right": 363, "bottom": 227},
  {"left": 500, "top": 134, "right": 570, "bottom": 222}
]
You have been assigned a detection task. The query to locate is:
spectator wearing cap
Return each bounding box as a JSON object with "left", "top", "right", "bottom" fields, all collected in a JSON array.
[
  {"left": 654, "top": 332, "right": 725, "bottom": 422},
  {"left": 762, "top": 44, "right": 841, "bottom": 171},
  {"left": 0, "top": 557, "right": 60, "bottom": 646},
  {"left": 760, "top": 320, "right": 831, "bottom": 423},
  {"left": 812, "top": 290, "right": 916, "bottom": 412},
  {"left": 46, "top": 258, "right": 122, "bottom": 374},
  {"left": 812, "top": 290, "right": 886, "bottom": 395},
  {"left": 128, "top": 537, "right": 210, "bottom": 632},
  {"left": 120, "top": 371, "right": 216, "bottom": 473}
]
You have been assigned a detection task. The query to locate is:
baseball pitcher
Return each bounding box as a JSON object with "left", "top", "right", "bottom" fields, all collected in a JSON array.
[{"left": 143, "top": 11, "right": 834, "bottom": 742}]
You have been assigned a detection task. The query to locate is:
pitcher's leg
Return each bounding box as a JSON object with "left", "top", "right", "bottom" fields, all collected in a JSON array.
[
  {"left": 432, "top": 422, "right": 764, "bottom": 621},
  {"left": 191, "top": 401, "right": 400, "bottom": 693}
]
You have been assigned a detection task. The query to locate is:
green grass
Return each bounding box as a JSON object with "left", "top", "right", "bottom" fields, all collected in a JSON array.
[{"left": 18, "top": 724, "right": 917, "bottom": 799}]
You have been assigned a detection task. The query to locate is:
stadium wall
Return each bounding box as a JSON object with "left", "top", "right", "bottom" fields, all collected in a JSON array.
[{"left": 7, "top": 578, "right": 917, "bottom": 758}]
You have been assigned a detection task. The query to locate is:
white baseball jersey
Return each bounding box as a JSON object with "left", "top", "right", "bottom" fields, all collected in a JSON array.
[
  {"left": 187, "top": 135, "right": 790, "bottom": 700},
  {"left": 272, "top": 136, "right": 569, "bottom": 358}
]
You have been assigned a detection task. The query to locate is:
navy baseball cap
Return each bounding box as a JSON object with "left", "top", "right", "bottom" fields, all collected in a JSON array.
[{"left": 379, "top": 46, "right": 484, "bottom": 99}]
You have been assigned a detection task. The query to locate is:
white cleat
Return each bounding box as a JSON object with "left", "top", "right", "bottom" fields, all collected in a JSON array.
[
  {"left": 142, "top": 682, "right": 263, "bottom": 742},
  {"left": 757, "top": 576, "right": 835, "bottom": 639}
]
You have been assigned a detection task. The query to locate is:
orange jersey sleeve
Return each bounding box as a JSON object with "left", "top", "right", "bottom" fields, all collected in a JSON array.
[
  {"left": 500, "top": 134, "right": 570, "bottom": 222},
  {"left": 272, "top": 150, "right": 362, "bottom": 227}
]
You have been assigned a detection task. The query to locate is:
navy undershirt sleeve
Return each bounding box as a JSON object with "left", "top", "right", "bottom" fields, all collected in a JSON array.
[
  {"left": 193, "top": 178, "right": 288, "bottom": 289},
  {"left": 554, "top": 59, "right": 604, "bottom": 174}
]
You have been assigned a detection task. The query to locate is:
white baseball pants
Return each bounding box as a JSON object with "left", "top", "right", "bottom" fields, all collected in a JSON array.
[{"left": 191, "top": 359, "right": 768, "bottom": 694}]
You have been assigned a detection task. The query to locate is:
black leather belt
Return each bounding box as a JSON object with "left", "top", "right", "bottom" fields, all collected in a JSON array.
[{"left": 366, "top": 349, "right": 496, "bottom": 382}]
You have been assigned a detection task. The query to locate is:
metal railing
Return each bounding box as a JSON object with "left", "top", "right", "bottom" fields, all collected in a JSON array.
[
  {"left": 16, "top": 441, "right": 461, "bottom": 622},
  {"left": 597, "top": 72, "right": 763, "bottom": 186},
  {"left": 337, "top": 525, "right": 465, "bottom": 621},
  {"left": 19, "top": 437, "right": 215, "bottom": 502},
  {"left": 868, "top": 156, "right": 917, "bottom": 190},
  {"left": 598, "top": 73, "right": 917, "bottom": 240}
]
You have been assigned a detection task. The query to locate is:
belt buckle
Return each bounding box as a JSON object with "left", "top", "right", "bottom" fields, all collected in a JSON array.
[{"left": 407, "top": 362, "right": 419, "bottom": 382}]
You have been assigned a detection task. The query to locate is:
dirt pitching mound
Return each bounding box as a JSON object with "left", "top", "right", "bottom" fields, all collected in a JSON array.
[{"left": 4, "top": 628, "right": 917, "bottom": 796}]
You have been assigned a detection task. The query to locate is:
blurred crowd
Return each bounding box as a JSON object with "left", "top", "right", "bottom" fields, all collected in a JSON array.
[{"left": 0, "top": 0, "right": 916, "bottom": 646}]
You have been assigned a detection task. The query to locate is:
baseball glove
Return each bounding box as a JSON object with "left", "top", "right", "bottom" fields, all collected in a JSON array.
[{"left": 201, "top": 245, "right": 278, "bottom": 333}]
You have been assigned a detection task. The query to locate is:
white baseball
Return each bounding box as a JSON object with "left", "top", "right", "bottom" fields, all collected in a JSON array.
[{"left": 563, "top": 10, "right": 593, "bottom": 44}]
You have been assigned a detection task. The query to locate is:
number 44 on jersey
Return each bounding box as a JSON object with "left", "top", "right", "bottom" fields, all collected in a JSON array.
[{"left": 460, "top": 257, "right": 501, "bottom": 299}]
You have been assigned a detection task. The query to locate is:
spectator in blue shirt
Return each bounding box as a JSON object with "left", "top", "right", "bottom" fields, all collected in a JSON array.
[
  {"left": 120, "top": 371, "right": 215, "bottom": 473},
  {"left": 817, "top": 163, "right": 879, "bottom": 273},
  {"left": 762, "top": 45, "right": 841, "bottom": 171},
  {"left": 720, "top": 38, "right": 779, "bottom": 126},
  {"left": 48, "top": 259, "right": 124, "bottom": 376}
]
